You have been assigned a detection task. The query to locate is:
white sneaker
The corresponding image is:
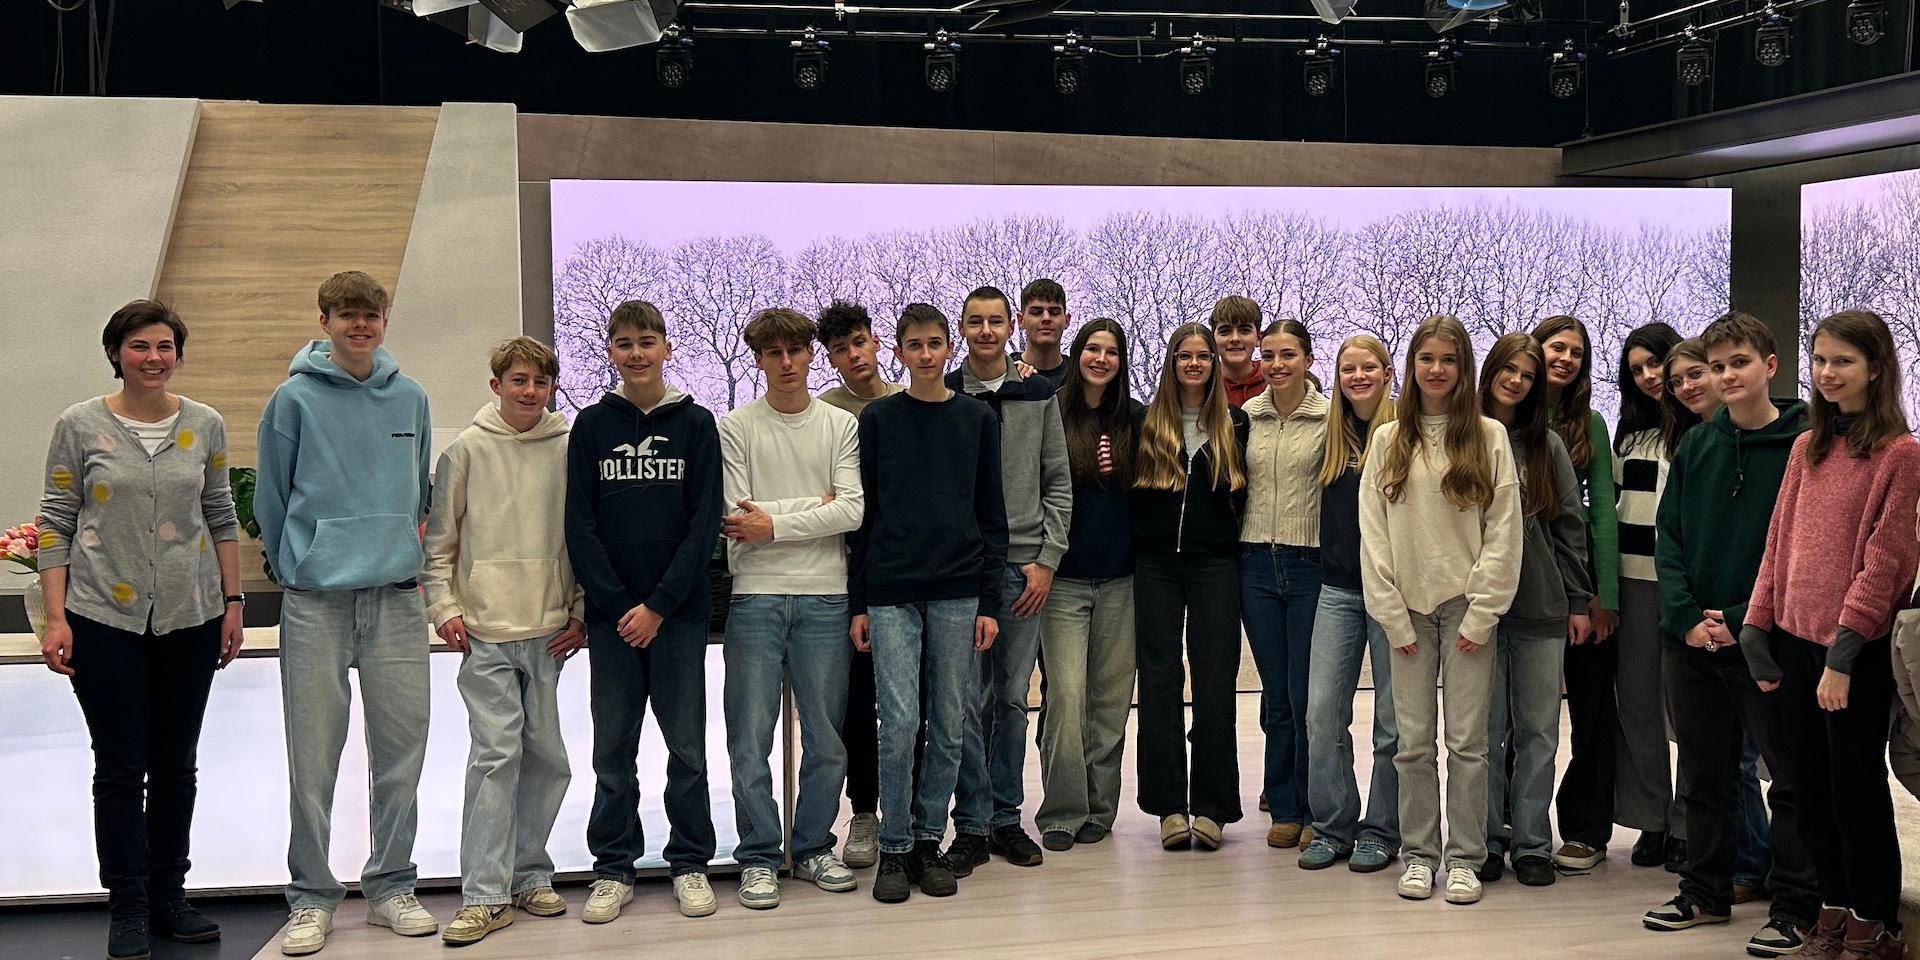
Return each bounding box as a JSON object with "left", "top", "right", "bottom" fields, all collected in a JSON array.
[
  {"left": 674, "top": 873, "right": 718, "bottom": 918},
  {"left": 281, "top": 907, "right": 333, "bottom": 956},
  {"left": 1444, "top": 866, "right": 1483, "bottom": 905},
  {"left": 796, "top": 852, "right": 858, "bottom": 893},
  {"left": 843, "top": 813, "right": 879, "bottom": 868},
  {"left": 737, "top": 866, "right": 780, "bottom": 910},
  {"left": 582, "top": 879, "right": 632, "bottom": 924},
  {"left": 366, "top": 893, "right": 438, "bottom": 936},
  {"left": 1397, "top": 861, "right": 1435, "bottom": 900}
]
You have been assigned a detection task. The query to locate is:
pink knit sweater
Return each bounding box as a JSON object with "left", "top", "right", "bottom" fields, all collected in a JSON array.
[{"left": 1746, "top": 432, "right": 1920, "bottom": 646}]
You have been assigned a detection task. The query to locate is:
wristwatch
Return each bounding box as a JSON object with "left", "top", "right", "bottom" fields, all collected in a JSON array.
[{"left": 224, "top": 594, "right": 246, "bottom": 607}]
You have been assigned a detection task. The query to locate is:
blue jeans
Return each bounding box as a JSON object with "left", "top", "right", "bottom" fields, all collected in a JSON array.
[
  {"left": 723, "top": 594, "right": 853, "bottom": 869},
  {"left": 1486, "top": 632, "right": 1566, "bottom": 861},
  {"left": 1304, "top": 584, "right": 1399, "bottom": 851},
  {"left": 279, "top": 585, "right": 429, "bottom": 912},
  {"left": 1734, "top": 735, "right": 1771, "bottom": 888},
  {"left": 456, "top": 632, "right": 570, "bottom": 905},
  {"left": 1240, "top": 545, "right": 1322, "bottom": 825},
  {"left": 586, "top": 617, "right": 714, "bottom": 879},
  {"left": 871, "top": 598, "right": 980, "bottom": 854},
  {"left": 956, "top": 564, "right": 1044, "bottom": 835}
]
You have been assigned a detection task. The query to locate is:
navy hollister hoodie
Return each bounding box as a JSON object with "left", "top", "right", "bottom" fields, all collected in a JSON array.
[{"left": 565, "top": 386, "right": 723, "bottom": 627}]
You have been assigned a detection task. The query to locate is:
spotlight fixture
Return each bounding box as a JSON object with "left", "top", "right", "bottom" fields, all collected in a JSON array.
[
  {"left": 1178, "top": 36, "right": 1215, "bottom": 95},
  {"left": 1423, "top": 40, "right": 1457, "bottom": 99},
  {"left": 791, "top": 26, "right": 830, "bottom": 90},
  {"left": 656, "top": 24, "right": 692, "bottom": 89},
  {"left": 1299, "top": 35, "right": 1339, "bottom": 97},
  {"left": 1675, "top": 29, "right": 1712, "bottom": 87},
  {"left": 924, "top": 30, "right": 960, "bottom": 92},
  {"left": 1547, "top": 39, "right": 1583, "bottom": 100},
  {"left": 1845, "top": 0, "right": 1886, "bottom": 44},
  {"left": 1053, "top": 32, "right": 1087, "bottom": 94},
  {"left": 1752, "top": 5, "right": 1790, "bottom": 67}
]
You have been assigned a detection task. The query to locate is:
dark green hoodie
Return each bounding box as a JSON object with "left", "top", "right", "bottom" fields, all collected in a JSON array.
[{"left": 1654, "top": 398, "right": 1808, "bottom": 648}]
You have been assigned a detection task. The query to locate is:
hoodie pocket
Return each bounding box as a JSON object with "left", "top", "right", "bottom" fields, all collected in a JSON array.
[
  {"left": 465, "top": 558, "right": 570, "bottom": 636},
  {"left": 292, "top": 513, "right": 423, "bottom": 589}
]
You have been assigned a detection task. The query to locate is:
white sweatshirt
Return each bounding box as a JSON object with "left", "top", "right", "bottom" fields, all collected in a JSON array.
[
  {"left": 718, "top": 395, "right": 865, "bottom": 595},
  {"left": 423, "top": 403, "right": 585, "bottom": 642},
  {"left": 1358, "top": 414, "right": 1523, "bottom": 648}
]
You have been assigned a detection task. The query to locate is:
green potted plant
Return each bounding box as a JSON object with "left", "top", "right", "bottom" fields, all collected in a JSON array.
[{"left": 229, "top": 466, "right": 276, "bottom": 583}]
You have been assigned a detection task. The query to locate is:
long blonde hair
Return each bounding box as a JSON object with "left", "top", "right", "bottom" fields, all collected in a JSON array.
[
  {"left": 1376, "top": 315, "right": 1497, "bottom": 510},
  {"left": 1318, "top": 334, "right": 1394, "bottom": 487},
  {"left": 1136, "top": 323, "right": 1247, "bottom": 492}
]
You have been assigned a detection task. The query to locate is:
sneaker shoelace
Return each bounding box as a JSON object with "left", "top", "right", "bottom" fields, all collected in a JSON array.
[
  {"left": 1405, "top": 864, "right": 1432, "bottom": 884},
  {"left": 811, "top": 854, "right": 845, "bottom": 875},
  {"left": 292, "top": 908, "right": 327, "bottom": 928},
  {"left": 589, "top": 879, "right": 622, "bottom": 902},
  {"left": 1449, "top": 867, "right": 1476, "bottom": 886},
  {"left": 850, "top": 817, "right": 878, "bottom": 841},
  {"left": 388, "top": 893, "right": 424, "bottom": 915},
  {"left": 743, "top": 867, "right": 776, "bottom": 886},
  {"left": 455, "top": 906, "right": 495, "bottom": 925},
  {"left": 679, "top": 874, "right": 712, "bottom": 894}
]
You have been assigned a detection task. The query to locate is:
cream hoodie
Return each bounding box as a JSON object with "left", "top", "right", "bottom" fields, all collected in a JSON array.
[
  {"left": 423, "top": 403, "right": 585, "bottom": 641},
  {"left": 1358, "top": 414, "right": 1522, "bottom": 648}
]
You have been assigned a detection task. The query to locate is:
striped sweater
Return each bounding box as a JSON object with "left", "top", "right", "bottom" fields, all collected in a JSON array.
[{"left": 1613, "top": 427, "right": 1668, "bottom": 582}]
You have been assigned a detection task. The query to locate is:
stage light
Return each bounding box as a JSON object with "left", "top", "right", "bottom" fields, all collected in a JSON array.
[
  {"left": 1424, "top": 41, "right": 1456, "bottom": 99},
  {"left": 1846, "top": 0, "right": 1886, "bottom": 44},
  {"left": 924, "top": 31, "right": 960, "bottom": 93},
  {"left": 1547, "top": 41, "right": 1583, "bottom": 100},
  {"left": 1053, "top": 33, "right": 1087, "bottom": 94},
  {"left": 1753, "top": 6, "right": 1790, "bottom": 67},
  {"left": 656, "top": 25, "right": 692, "bottom": 88},
  {"left": 791, "top": 27, "right": 830, "bottom": 90},
  {"left": 1178, "top": 37, "right": 1215, "bottom": 96},
  {"left": 1675, "top": 31, "right": 1712, "bottom": 87},
  {"left": 1299, "top": 36, "right": 1338, "bottom": 97}
]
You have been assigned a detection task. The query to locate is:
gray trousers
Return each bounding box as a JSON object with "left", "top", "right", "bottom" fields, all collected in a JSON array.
[
  {"left": 1035, "top": 576, "right": 1137, "bottom": 836},
  {"left": 1390, "top": 596, "right": 1495, "bottom": 871},
  {"left": 1614, "top": 577, "right": 1676, "bottom": 833},
  {"left": 457, "top": 632, "right": 571, "bottom": 905}
]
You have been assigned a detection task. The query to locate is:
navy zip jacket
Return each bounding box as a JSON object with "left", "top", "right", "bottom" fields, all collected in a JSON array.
[{"left": 565, "top": 387, "right": 724, "bottom": 626}]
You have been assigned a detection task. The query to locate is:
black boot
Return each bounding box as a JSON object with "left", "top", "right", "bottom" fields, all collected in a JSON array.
[
  {"left": 1631, "top": 831, "right": 1667, "bottom": 867},
  {"left": 151, "top": 898, "right": 221, "bottom": 943},
  {"left": 107, "top": 913, "right": 152, "bottom": 960}
]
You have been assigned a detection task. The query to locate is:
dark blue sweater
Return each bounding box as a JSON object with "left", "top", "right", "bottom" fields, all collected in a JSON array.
[{"left": 1058, "top": 399, "right": 1144, "bottom": 581}]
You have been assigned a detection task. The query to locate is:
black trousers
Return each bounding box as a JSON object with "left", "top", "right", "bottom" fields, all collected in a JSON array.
[
  {"left": 844, "top": 648, "right": 879, "bottom": 813},
  {"left": 68, "top": 611, "right": 221, "bottom": 918},
  {"left": 1770, "top": 629, "right": 1903, "bottom": 931},
  {"left": 1666, "top": 644, "right": 1820, "bottom": 924},
  {"left": 1555, "top": 634, "right": 1619, "bottom": 847},
  {"left": 1133, "top": 552, "right": 1243, "bottom": 824}
]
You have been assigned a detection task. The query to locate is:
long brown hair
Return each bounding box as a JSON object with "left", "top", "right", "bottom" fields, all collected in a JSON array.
[
  {"left": 1807, "top": 309, "right": 1911, "bottom": 466},
  {"left": 1660, "top": 338, "right": 1712, "bottom": 459},
  {"left": 1480, "top": 333, "right": 1560, "bottom": 519},
  {"left": 1136, "top": 323, "right": 1246, "bottom": 492},
  {"left": 1377, "top": 315, "right": 1496, "bottom": 510},
  {"left": 1260, "top": 318, "right": 1324, "bottom": 393},
  {"left": 1532, "top": 314, "right": 1597, "bottom": 470},
  {"left": 1318, "top": 334, "right": 1394, "bottom": 487},
  {"left": 1058, "top": 318, "right": 1135, "bottom": 487}
]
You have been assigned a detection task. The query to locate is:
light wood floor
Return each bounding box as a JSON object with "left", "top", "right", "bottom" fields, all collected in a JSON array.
[{"left": 256, "top": 693, "right": 1767, "bottom": 960}]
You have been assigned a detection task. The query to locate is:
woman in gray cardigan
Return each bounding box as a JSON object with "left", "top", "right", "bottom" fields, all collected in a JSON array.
[{"left": 37, "top": 300, "right": 245, "bottom": 960}]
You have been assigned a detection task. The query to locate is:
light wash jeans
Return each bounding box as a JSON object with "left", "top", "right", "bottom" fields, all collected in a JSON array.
[
  {"left": 1035, "top": 575, "right": 1136, "bottom": 836},
  {"left": 956, "top": 564, "right": 1045, "bottom": 835},
  {"left": 279, "top": 584, "right": 430, "bottom": 912},
  {"left": 724, "top": 594, "right": 853, "bottom": 869},
  {"left": 1305, "top": 584, "right": 1400, "bottom": 852},
  {"left": 1485, "top": 632, "right": 1566, "bottom": 861},
  {"left": 871, "top": 598, "right": 980, "bottom": 854},
  {"left": 456, "top": 630, "right": 571, "bottom": 906},
  {"left": 1240, "top": 545, "right": 1323, "bottom": 826},
  {"left": 1390, "top": 596, "right": 1495, "bottom": 871}
]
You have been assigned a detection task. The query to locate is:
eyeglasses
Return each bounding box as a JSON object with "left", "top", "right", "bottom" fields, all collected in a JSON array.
[
  {"left": 1666, "top": 367, "right": 1708, "bottom": 393},
  {"left": 1174, "top": 352, "right": 1217, "bottom": 365}
]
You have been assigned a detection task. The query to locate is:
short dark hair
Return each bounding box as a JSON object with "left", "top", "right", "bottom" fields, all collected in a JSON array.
[
  {"left": 897, "top": 303, "right": 950, "bottom": 342},
  {"left": 607, "top": 300, "right": 667, "bottom": 340},
  {"left": 1210, "top": 295, "right": 1260, "bottom": 332},
  {"left": 102, "top": 300, "right": 188, "bottom": 379},
  {"left": 1020, "top": 278, "right": 1066, "bottom": 309},
  {"left": 745, "top": 308, "right": 817, "bottom": 353},
  {"left": 1699, "top": 310, "right": 1776, "bottom": 359},
  {"left": 816, "top": 300, "right": 873, "bottom": 347},
  {"left": 962, "top": 285, "right": 1013, "bottom": 320}
]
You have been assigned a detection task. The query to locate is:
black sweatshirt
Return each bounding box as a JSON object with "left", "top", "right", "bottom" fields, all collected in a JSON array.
[
  {"left": 565, "top": 388, "right": 724, "bottom": 626},
  {"left": 848, "top": 390, "right": 1009, "bottom": 616},
  {"left": 1058, "top": 398, "right": 1146, "bottom": 581},
  {"left": 1318, "top": 415, "right": 1379, "bottom": 592},
  {"left": 1129, "top": 405, "right": 1251, "bottom": 558}
]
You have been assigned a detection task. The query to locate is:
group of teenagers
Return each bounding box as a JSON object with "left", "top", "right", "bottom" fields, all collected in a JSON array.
[{"left": 32, "top": 269, "right": 1920, "bottom": 960}]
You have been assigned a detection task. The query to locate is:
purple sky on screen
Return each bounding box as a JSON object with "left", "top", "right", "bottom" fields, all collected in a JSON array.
[{"left": 1798, "top": 167, "right": 1920, "bottom": 431}]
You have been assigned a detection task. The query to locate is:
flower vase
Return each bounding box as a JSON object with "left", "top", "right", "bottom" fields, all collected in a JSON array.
[{"left": 24, "top": 578, "right": 47, "bottom": 640}]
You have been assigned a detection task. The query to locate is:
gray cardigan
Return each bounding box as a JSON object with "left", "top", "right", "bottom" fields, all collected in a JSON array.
[
  {"left": 1500, "top": 430, "right": 1595, "bottom": 638},
  {"left": 38, "top": 397, "right": 241, "bottom": 635},
  {"left": 946, "top": 360, "right": 1073, "bottom": 570}
]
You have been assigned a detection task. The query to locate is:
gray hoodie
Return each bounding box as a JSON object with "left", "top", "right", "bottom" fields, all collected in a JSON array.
[
  {"left": 1500, "top": 430, "right": 1595, "bottom": 638},
  {"left": 945, "top": 359, "right": 1073, "bottom": 569}
]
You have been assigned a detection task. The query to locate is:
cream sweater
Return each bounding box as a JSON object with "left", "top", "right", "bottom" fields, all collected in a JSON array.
[
  {"left": 718, "top": 395, "right": 865, "bottom": 595},
  {"left": 423, "top": 404, "right": 585, "bottom": 642},
  {"left": 1358, "top": 414, "right": 1523, "bottom": 648},
  {"left": 1240, "top": 386, "right": 1329, "bottom": 547}
]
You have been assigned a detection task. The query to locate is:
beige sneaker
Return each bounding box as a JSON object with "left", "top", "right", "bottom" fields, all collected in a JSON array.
[
  {"left": 581, "top": 879, "right": 632, "bottom": 924},
  {"left": 1192, "top": 816, "right": 1224, "bottom": 850},
  {"left": 842, "top": 812, "right": 879, "bottom": 868},
  {"left": 366, "top": 893, "right": 437, "bottom": 937},
  {"left": 441, "top": 905, "right": 512, "bottom": 946},
  {"left": 1159, "top": 813, "right": 1192, "bottom": 850},
  {"left": 673, "top": 873, "right": 718, "bottom": 918},
  {"left": 280, "top": 908, "right": 333, "bottom": 956},
  {"left": 513, "top": 887, "right": 567, "bottom": 918}
]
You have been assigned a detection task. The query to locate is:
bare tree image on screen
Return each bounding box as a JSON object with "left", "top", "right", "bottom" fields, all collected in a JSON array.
[{"left": 1801, "top": 170, "right": 1920, "bottom": 429}]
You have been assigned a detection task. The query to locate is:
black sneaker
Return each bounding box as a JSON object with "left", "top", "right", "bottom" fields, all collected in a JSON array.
[
  {"left": 1477, "top": 852, "right": 1504, "bottom": 883},
  {"left": 1745, "top": 918, "right": 1805, "bottom": 957},
  {"left": 944, "top": 833, "right": 989, "bottom": 878},
  {"left": 107, "top": 915, "right": 151, "bottom": 960},
  {"left": 1514, "top": 855, "right": 1555, "bottom": 887},
  {"left": 1631, "top": 831, "right": 1668, "bottom": 867},
  {"left": 1074, "top": 823, "right": 1109, "bottom": 845},
  {"left": 1644, "top": 894, "right": 1732, "bottom": 930},
  {"left": 989, "top": 824, "right": 1045, "bottom": 867},
  {"left": 872, "top": 852, "right": 912, "bottom": 903},
  {"left": 152, "top": 899, "right": 221, "bottom": 943},
  {"left": 1041, "top": 830, "right": 1075, "bottom": 852},
  {"left": 1665, "top": 838, "right": 1688, "bottom": 874},
  {"left": 911, "top": 839, "right": 957, "bottom": 897}
]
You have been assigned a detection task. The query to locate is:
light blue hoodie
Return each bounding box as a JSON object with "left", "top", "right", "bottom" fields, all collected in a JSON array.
[{"left": 254, "top": 340, "right": 433, "bottom": 590}]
